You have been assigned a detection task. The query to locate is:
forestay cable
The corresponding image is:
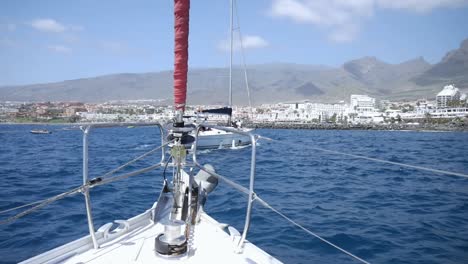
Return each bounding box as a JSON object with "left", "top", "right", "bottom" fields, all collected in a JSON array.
[
  {"left": 234, "top": 0, "right": 253, "bottom": 114},
  {"left": 258, "top": 136, "right": 468, "bottom": 179}
]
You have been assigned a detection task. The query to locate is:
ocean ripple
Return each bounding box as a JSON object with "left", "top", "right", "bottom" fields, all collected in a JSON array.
[{"left": 0, "top": 126, "right": 467, "bottom": 263}]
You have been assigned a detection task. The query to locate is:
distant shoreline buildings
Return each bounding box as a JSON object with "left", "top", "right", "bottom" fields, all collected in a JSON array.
[
  {"left": 254, "top": 84, "right": 467, "bottom": 124},
  {"left": 1, "top": 85, "right": 467, "bottom": 124}
]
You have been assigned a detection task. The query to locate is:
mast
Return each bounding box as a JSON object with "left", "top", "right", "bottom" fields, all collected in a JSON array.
[
  {"left": 173, "top": 0, "right": 190, "bottom": 124},
  {"left": 228, "top": 0, "right": 233, "bottom": 124}
]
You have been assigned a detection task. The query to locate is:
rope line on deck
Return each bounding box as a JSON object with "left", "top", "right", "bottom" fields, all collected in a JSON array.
[
  {"left": 258, "top": 136, "right": 468, "bottom": 179},
  {"left": 255, "top": 196, "right": 371, "bottom": 264}
]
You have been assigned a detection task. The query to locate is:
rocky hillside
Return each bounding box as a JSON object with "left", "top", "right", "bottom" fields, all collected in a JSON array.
[{"left": 1, "top": 38, "right": 467, "bottom": 105}]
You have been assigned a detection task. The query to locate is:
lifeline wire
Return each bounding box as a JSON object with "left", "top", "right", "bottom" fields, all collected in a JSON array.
[
  {"left": 193, "top": 163, "right": 371, "bottom": 264},
  {"left": 100, "top": 140, "right": 171, "bottom": 179},
  {"left": 258, "top": 136, "right": 468, "bottom": 179},
  {"left": 0, "top": 164, "right": 164, "bottom": 224},
  {"left": 255, "top": 196, "right": 371, "bottom": 264},
  {"left": 0, "top": 187, "right": 82, "bottom": 225},
  {"left": 0, "top": 200, "right": 43, "bottom": 215},
  {"left": 0, "top": 141, "right": 171, "bottom": 222}
]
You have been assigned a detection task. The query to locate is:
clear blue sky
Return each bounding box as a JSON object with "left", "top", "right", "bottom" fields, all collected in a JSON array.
[{"left": 1, "top": 0, "right": 468, "bottom": 86}]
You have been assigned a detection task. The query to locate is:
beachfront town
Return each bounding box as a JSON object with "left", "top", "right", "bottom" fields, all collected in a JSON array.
[{"left": 1, "top": 84, "right": 467, "bottom": 125}]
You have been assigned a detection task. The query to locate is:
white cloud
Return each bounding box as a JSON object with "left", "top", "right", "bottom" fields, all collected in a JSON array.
[
  {"left": 31, "top": 19, "right": 66, "bottom": 33},
  {"left": 240, "top": 35, "right": 269, "bottom": 49},
  {"left": 30, "top": 18, "right": 84, "bottom": 34},
  {"left": 269, "top": 0, "right": 373, "bottom": 43},
  {"left": 218, "top": 33, "right": 269, "bottom": 51},
  {"left": 377, "top": 0, "right": 468, "bottom": 12},
  {"left": 270, "top": 0, "right": 319, "bottom": 23},
  {"left": 47, "top": 45, "right": 71, "bottom": 53},
  {"left": 269, "top": 0, "right": 468, "bottom": 42},
  {"left": 270, "top": 0, "right": 374, "bottom": 26}
]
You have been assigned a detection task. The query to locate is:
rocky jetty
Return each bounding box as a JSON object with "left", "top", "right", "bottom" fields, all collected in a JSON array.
[{"left": 243, "top": 120, "right": 468, "bottom": 132}]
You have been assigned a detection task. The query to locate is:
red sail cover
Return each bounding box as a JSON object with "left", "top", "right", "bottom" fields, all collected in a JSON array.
[{"left": 174, "top": 0, "right": 190, "bottom": 111}]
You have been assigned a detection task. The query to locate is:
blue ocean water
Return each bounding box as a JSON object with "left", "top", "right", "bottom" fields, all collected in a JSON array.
[{"left": 0, "top": 125, "right": 467, "bottom": 264}]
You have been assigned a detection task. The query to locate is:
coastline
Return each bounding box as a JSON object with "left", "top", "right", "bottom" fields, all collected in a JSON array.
[
  {"left": 245, "top": 121, "right": 468, "bottom": 132},
  {"left": 2, "top": 121, "right": 467, "bottom": 132}
]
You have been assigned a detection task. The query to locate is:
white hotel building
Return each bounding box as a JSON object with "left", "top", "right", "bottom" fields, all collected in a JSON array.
[
  {"left": 436, "top": 84, "right": 461, "bottom": 108},
  {"left": 254, "top": 102, "right": 348, "bottom": 122},
  {"left": 348, "top": 95, "right": 385, "bottom": 123},
  {"left": 350, "top": 95, "right": 376, "bottom": 113}
]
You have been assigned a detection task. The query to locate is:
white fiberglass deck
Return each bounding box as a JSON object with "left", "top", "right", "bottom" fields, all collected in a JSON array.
[{"left": 21, "top": 206, "right": 281, "bottom": 264}]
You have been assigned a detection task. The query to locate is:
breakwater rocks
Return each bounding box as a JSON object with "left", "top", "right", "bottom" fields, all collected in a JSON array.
[{"left": 243, "top": 122, "right": 468, "bottom": 132}]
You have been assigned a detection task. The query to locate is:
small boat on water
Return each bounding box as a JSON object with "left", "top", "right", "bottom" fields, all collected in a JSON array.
[{"left": 30, "top": 129, "right": 52, "bottom": 134}]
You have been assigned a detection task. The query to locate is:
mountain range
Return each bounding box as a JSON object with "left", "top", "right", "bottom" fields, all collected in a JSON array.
[{"left": 1, "top": 38, "right": 467, "bottom": 105}]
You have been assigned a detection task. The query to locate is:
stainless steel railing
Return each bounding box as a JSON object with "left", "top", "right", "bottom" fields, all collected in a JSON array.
[
  {"left": 2, "top": 122, "right": 257, "bottom": 252},
  {"left": 191, "top": 124, "right": 257, "bottom": 252},
  {"left": 79, "top": 122, "right": 165, "bottom": 249}
]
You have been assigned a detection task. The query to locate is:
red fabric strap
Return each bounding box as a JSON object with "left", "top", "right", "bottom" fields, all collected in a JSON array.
[{"left": 173, "top": 0, "right": 190, "bottom": 111}]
